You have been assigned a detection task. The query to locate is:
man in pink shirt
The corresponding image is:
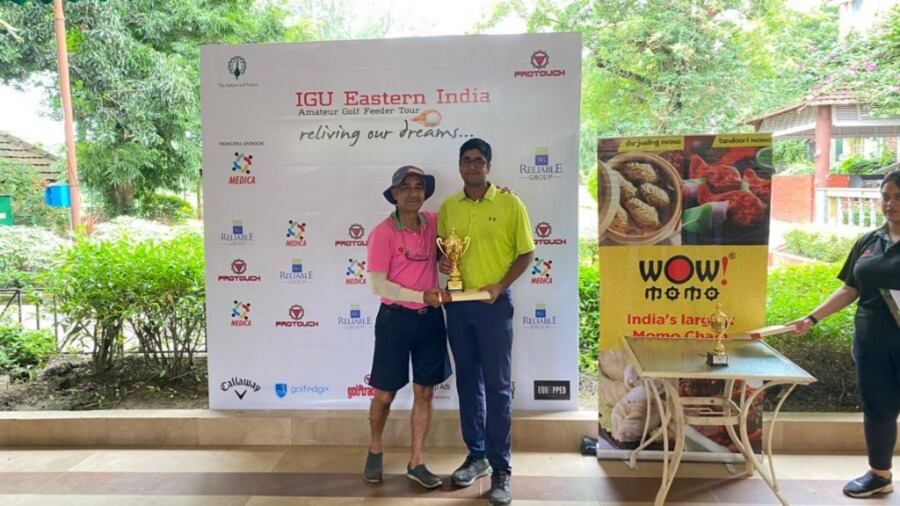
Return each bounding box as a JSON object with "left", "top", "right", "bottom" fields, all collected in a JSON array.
[{"left": 363, "top": 165, "right": 450, "bottom": 490}]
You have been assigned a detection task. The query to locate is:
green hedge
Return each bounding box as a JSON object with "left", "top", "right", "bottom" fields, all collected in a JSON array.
[
  {"left": 782, "top": 229, "right": 860, "bottom": 263},
  {"left": 0, "top": 320, "right": 56, "bottom": 380}
]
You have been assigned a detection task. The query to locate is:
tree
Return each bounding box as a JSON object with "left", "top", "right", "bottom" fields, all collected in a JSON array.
[
  {"left": 478, "top": 0, "right": 838, "bottom": 174},
  {"left": 0, "top": 0, "right": 317, "bottom": 214}
]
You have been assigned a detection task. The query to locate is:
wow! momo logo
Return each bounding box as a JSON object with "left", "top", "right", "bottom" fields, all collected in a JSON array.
[
  {"left": 638, "top": 254, "right": 733, "bottom": 302},
  {"left": 531, "top": 257, "right": 553, "bottom": 284}
]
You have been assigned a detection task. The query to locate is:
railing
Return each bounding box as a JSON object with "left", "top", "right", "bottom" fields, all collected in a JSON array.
[
  {"left": 815, "top": 188, "right": 884, "bottom": 229},
  {"left": 0, "top": 288, "right": 61, "bottom": 342}
]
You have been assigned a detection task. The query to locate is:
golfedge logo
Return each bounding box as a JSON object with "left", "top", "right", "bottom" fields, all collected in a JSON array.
[
  {"left": 220, "top": 376, "right": 260, "bottom": 400},
  {"left": 534, "top": 221, "right": 566, "bottom": 246},
  {"left": 279, "top": 258, "right": 313, "bottom": 284},
  {"left": 217, "top": 259, "right": 261, "bottom": 283},
  {"left": 338, "top": 304, "right": 373, "bottom": 329},
  {"left": 335, "top": 223, "right": 367, "bottom": 247},
  {"left": 274, "top": 304, "right": 320, "bottom": 328},
  {"left": 285, "top": 220, "right": 308, "bottom": 247},
  {"left": 520, "top": 147, "right": 563, "bottom": 181},
  {"left": 638, "top": 253, "right": 733, "bottom": 302},
  {"left": 531, "top": 257, "right": 553, "bottom": 284},
  {"left": 522, "top": 303, "right": 558, "bottom": 329},
  {"left": 347, "top": 374, "right": 376, "bottom": 399},
  {"left": 230, "top": 300, "right": 252, "bottom": 327},
  {"left": 221, "top": 220, "right": 254, "bottom": 245},
  {"left": 345, "top": 258, "right": 367, "bottom": 285},
  {"left": 514, "top": 49, "right": 566, "bottom": 78},
  {"left": 228, "top": 152, "right": 255, "bottom": 185}
]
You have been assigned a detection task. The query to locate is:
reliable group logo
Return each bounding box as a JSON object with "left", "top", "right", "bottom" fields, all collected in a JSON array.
[
  {"left": 217, "top": 259, "right": 261, "bottom": 283},
  {"left": 534, "top": 221, "right": 567, "bottom": 246},
  {"left": 228, "top": 152, "right": 255, "bottom": 185},
  {"left": 514, "top": 49, "right": 566, "bottom": 79},
  {"left": 221, "top": 220, "right": 254, "bottom": 245},
  {"left": 531, "top": 257, "right": 553, "bottom": 285},
  {"left": 279, "top": 258, "right": 314, "bottom": 284},
  {"left": 345, "top": 258, "right": 367, "bottom": 285},
  {"left": 522, "top": 303, "right": 558, "bottom": 329},
  {"left": 638, "top": 254, "right": 732, "bottom": 302},
  {"left": 274, "top": 304, "right": 320, "bottom": 328},
  {"left": 520, "top": 147, "right": 563, "bottom": 181},
  {"left": 347, "top": 374, "right": 376, "bottom": 399},
  {"left": 285, "top": 220, "right": 308, "bottom": 247},
  {"left": 337, "top": 304, "right": 373, "bottom": 329},
  {"left": 334, "top": 223, "right": 367, "bottom": 247},
  {"left": 220, "top": 376, "right": 260, "bottom": 400},
  {"left": 230, "top": 300, "right": 252, "bottom": 327},
  {"left": 275, "top": 382, "right": 329, "bottom": 398}
]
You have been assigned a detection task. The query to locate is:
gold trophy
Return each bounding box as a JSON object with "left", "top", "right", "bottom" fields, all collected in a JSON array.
[
  {"left": 436, "top": 228, "right": 490, "bottom": 302},
  {"left": 706, "top": 303, "right": 734, "bottom": 367},
  {"left": 436, "top": 227, "right": 469, "bottom": 291}
]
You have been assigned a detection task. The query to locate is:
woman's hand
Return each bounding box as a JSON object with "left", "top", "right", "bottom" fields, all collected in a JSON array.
[{"left": 787, "top": 317, "right": 814, "bottom": 337}]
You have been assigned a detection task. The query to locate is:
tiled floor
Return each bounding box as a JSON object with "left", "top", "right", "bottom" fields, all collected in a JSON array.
[{"left": 0, "top": 446, "right": 898, "bottom": 505}]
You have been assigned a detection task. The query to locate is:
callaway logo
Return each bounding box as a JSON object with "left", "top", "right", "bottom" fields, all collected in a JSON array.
[{"left": 220, "top": 377, "right": 261, "bottom": 400}]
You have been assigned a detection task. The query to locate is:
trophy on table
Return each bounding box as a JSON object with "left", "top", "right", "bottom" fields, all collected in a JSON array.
[
  {"left": 436, "top": 228, "right": 490, "bottom": 302},
  {"left": 706, "top": 303, "right": 734, "bottom": 367}
]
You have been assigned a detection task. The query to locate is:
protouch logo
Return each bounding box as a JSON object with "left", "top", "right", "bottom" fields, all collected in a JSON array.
[
  {"left": 217, "top": 259, "right": 261, "bottom": 283},
  {"left": 274, "top": 304, "right": 320, "bottom": 328},
  {"left": 335, "top": 223, "right": 368, "bottom": 247},
  {"left": 514, "top": 50, "right": 566, "bottom": 78},
  {"left": 534, "top": 221, "right": 567, "bottom": 246}
]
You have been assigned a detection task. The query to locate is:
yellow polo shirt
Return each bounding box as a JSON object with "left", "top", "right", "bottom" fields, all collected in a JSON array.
[{"left": 438, "top": 183, "right": 535, "bottom": 289}]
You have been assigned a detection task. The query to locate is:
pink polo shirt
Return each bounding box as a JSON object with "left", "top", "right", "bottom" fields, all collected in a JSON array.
[{"left": 367, "top": 211, "right": 439, "bottom": 310}]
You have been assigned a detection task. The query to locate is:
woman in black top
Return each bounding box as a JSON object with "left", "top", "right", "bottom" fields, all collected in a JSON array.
[{"left": 789, "top": 169, "right": 900, "bottom": 498}]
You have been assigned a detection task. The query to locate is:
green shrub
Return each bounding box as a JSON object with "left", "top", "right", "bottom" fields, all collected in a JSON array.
[
  {"left": 0, "top": 226, "right": 69, "bottom": 288},
  {"left": 578, "top": 263, "right": 600, "bottom": 374},
  {"left": 782, "top": 229, "right": 861, "bottom": 263},
  {"left": 585, "top": 165, "right": 598, "bottom": 203},
  {"left": 766, "top": 262, "right": 858, "bottom": 411},
  {"left": 0, "top": 159, "right": 69, "bottom": 232},
  {"left": 832, "top": 152, "right": 891, "bottom": 175},
  {"left": 137, "top": 193, "right": 194, "bottom": 224},
  {"left": 0, "top": 320, "right": 56, "bottom": 379},
  {"left": 43, "top": 232, "right": 204, "bottom": 374}
]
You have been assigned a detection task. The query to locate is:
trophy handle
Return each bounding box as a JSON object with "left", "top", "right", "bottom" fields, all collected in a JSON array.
[
  {"left": 436, "top": 237, "right": 447, "bottom": 257},
  {"left": 461, "top": 236, "right": 471, "bottom": 256}
]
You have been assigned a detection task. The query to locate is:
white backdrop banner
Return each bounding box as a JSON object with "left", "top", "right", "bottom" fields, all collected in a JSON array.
[{"left": 200, "top": 33, "right": 581, "bottom": 410}]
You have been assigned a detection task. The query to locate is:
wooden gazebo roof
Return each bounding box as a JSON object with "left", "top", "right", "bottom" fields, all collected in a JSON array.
[
  {"left": 0, "top": 131, "right": 61, "bottom": 182},
  {"left": 745, "top": 90, "right": 900, "bottom": 139}
]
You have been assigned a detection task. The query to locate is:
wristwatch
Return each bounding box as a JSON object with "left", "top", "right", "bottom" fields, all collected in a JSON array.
[{"left": 805, "top": 314, "right": 819, "bottom": 326}]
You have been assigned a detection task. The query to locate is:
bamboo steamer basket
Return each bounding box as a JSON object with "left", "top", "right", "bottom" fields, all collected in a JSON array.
[{"left": 597, "top": 152, "right": 682, "bottom": 245}]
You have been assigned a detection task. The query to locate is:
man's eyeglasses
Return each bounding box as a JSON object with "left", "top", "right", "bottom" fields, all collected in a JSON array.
[
  {"left": 402, "top": 234, "right": 430, "bottom": 262},
  {"left": 459, "top": 157, "right": 487, "bottom": 169}
]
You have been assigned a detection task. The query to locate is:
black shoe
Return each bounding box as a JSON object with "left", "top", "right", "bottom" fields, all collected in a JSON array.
[
  {"left": 489, "top": 471, "right": 512, "bottom": 505},
  {"left": 406, "top": 463, "right": 443, "bottom": 489},
  {"left": 843, "top": 471, "right": 893, "bottom": 498},
  {"left": 450, "top": 456, "right": 492, "bottom": 487},
  {"left": 363, "top": 451, "right": 383, "bottom": 483}
]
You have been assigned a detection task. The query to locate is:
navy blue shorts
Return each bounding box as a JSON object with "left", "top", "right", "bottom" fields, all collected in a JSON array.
[{"left": 368, "top": 304, "right": 452, "bottom": 392}]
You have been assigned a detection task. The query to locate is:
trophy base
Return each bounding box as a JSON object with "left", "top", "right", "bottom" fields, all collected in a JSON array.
[
  {"left": 706, "top": 351, "right": 729, "bottom": 367},
  {"left": 447, "top": 279, "right": 464, "bottom": 292},
  {"left": 443, "top": 289, "right": 491, "bottom": 302}
]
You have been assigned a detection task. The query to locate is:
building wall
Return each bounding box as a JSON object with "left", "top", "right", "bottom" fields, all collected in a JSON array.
[{"left": 772, "top": 174, "right": 815, "bottom": 223}]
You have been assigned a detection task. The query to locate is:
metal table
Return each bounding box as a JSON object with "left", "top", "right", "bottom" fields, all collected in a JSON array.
[{"left": 620, "top": 336, "right": 816, "bottom": 506}]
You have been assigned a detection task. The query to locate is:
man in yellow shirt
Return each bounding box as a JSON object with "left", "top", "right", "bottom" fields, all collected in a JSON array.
[{"left": 438, "top": 138, "right": 534, "bottom": 506}]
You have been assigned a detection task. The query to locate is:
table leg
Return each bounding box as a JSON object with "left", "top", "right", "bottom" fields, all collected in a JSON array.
[
  {"left": 629, "top": 378, "right": 663, "bottom": 469},
  {"left": 649, "top": 378, "right": 685, "bottom": 506},
  {"left": 738, "top": 381, "right": 797, "bottom": 506}
]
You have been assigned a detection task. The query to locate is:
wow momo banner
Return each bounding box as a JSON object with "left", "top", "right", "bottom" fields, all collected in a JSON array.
[
  {"left": 595, "top": 134, "right": 773, "bottom": 460},
  {"left": 201, "top": 34, "right": 581, "bottom": 410}
]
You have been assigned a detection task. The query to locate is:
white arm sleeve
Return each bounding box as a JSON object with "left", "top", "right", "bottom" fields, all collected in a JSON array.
[{"left": 369, "top": 271, "right": 425, "bottom": 304}]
